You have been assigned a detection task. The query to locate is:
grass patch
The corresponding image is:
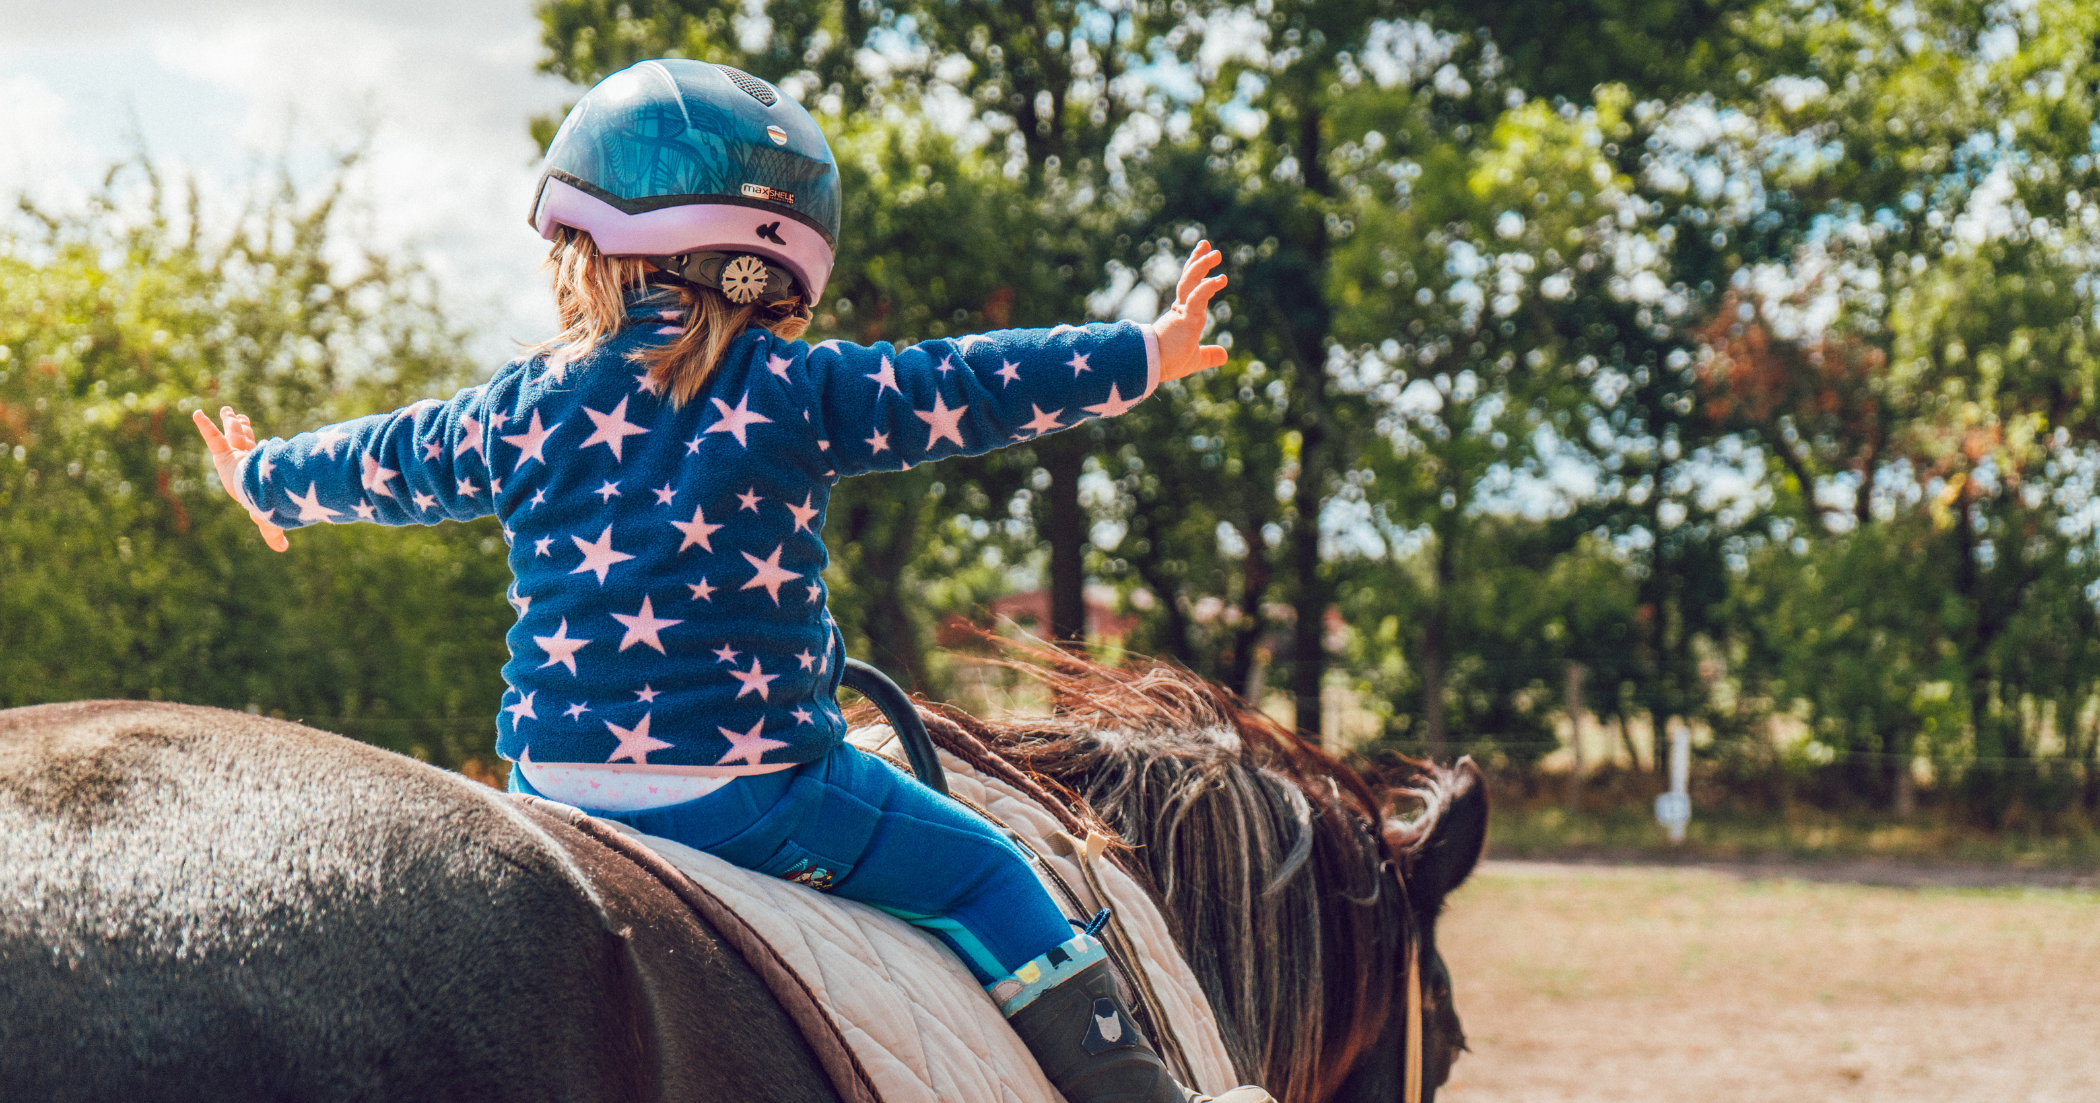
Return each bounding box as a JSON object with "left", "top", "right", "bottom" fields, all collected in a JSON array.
[{"left": 1487, "top": 801, "right": 2100, "bottom": 869}]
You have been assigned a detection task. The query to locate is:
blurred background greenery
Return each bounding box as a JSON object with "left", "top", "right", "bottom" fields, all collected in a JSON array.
[{"left": 7, "top": 0, "right": 2100, "bottom": 851}]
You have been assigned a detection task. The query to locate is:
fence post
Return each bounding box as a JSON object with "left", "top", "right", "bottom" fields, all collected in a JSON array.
[{"left": 1655, "top": 716, "right": 1691, "bottom": 843}]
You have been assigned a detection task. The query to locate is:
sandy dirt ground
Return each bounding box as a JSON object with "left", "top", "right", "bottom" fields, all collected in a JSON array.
[{"left": 1434, "top": 860, "right": 2100, "bottom": 1103}]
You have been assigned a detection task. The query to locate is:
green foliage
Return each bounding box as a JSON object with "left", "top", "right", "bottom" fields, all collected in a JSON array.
[
  {"left": 0, "top": 165, "right": 512, "bottom": 767},
  {"left": 510, "top": 0, "right": 2099, "bottom": 830},
  {"left": 21, "top": 0, "right": 2100, "bottom": 834}
]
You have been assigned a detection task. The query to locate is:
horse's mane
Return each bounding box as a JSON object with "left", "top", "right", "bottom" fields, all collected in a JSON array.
[{"left": 882, "top": 641, "right": 1468, "bottom": 1103}]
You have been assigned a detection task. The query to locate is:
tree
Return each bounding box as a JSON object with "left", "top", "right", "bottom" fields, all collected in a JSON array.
[{"left": 0, "top": 163, "right": 515, "bottom": 768}]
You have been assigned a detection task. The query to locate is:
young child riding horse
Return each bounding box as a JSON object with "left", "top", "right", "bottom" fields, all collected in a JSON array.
[{"left": 193, "top": 59, "right": 1262, "bottom": 1103}]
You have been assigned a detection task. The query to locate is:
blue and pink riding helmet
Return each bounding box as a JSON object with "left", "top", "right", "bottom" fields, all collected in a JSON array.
[{"left": 530, "top": 58, "right": 840, "bottom": 307}]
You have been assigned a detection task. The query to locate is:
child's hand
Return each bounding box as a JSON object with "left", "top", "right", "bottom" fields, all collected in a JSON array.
[
  {"left": 1152, "top": 241, "right": 1230, "bottom": 383},
  {"left": 192, "top": 406, "right": 290, "bottom": 552}
]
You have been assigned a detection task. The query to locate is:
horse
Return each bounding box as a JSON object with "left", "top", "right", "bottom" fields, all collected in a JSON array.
[
  {"left": 0, "top": 658, "right": 1482, "bottom": 1103},
  {"left": 901, "top": 647, "right": 1483, "bottom": 1103}
]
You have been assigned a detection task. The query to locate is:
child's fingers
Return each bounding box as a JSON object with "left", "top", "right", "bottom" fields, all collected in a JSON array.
[
  {"left": 252, "top": 510, "right": 289, "bottom": 552},
  {"left": 1183, "top": 273, "right": 1228, "bottom": 314},
  {"left": 1200, "top": 344, "right": 1228, "bottom": 370},
  {"left": 232, "top": 414, "right": 257, "bottom": 452},
  {"left": 192, "top": 409, "right": 233, "bottom": 456},
  {"left": 1175, "top": 242, "right": 1217, "bottom": 292},
  {"left": 1176, "top": 245, "right": 1223, "bottom": 304}
]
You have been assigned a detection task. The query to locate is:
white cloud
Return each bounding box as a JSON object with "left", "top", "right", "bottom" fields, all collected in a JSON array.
[
  {"left": 0, "top": 0, "right": 574, "bottom": 360},
  {"left": 0, "top": 72, "right": 98, "bottom": 211}
]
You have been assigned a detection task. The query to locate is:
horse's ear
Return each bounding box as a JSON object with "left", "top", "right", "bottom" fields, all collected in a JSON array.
[{"left": 1396, "top": 757, "right": 1488, "bottom": 904}]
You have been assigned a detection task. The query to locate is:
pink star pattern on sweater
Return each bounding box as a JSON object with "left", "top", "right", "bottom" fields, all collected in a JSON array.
[
  {"left": 605, "top": 713, "right": 673, "bottom": 764},
  {"left": 715, "top": 718, "right": 788, "bottom": 767},
  {"left": 706, "top": 392, "right": 773, "bottom": 447},
  {"left": 580, "top": 397, "right": 648, "bottom": 462},
  {"left": 360, "top": 455, "right": 399, "bottom": 498},
  {"left": 534, "top": 619, "right": 592, "bottom": 675},
  {"left": 786, "top": 493, "right": 819, "bottom": 533},
  {"left": 287, "top": 482, "right": 340, "bottom": 523},
  {"left": 1083, "top": 383, "right": 1142, "bottom": 419},
  {"left": 570, "top": 525, "right": 634, "bottom": 584},
  {"left": 612, "top": 595, "right": 682, "bottom": 654},
  {"left": 314, "top": 426, "right": 350, "bottom": 459},
  {"left": 502, "top": 411, "right": 560, "bottom": 469},
  {"left": 729, "top": 657, "right": 780, "bottom": 700},
  {"left": 740, "top": 545, "right": 802, "bottom": 604},
  {"left": 1019, "top": 405, "right": 1065, "bottom": 436},
  {"left": 672, "top": 505, "right": 722, "bottom": 553},
  {"left": 457, "top": 413, "right": 484, "bottom": 460},
  {"left": 915, "top": 394, "right": 969, "bottom": 450},
  {"left": 866, "top": 356, "right": 900, "bottom": 397}
]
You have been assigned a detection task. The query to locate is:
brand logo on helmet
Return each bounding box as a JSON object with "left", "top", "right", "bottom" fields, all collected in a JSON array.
[
  {"left": 766, "top": 125, "right": 788, "bottom": 146},
  {"left": 742, "top": 183, "right": 796, "bottom": 206},
  {"left": 755, "top": 222, "right": 786, "bottom": 245}
]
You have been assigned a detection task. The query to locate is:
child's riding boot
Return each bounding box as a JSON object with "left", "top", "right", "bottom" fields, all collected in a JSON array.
[{"left": 991, "top": 935, "right": 1274, "bottom": 1103}]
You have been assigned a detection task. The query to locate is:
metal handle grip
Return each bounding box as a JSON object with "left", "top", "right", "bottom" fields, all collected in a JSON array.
[{"left": 839, "top": 658, "right": 949, "bottom": 797}]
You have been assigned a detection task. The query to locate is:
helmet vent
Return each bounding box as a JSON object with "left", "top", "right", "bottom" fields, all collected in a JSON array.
[{"left": 716, "top": 64, "right": 779, "bottom": 107}]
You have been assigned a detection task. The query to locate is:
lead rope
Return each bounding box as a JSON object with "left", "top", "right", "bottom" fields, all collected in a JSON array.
[{"left": 1404, "top": 932, "right": 1424, "bottom": 1103}]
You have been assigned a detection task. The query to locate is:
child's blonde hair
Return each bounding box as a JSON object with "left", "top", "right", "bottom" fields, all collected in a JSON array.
[{"left": 533, "top": 227, "right": 812, "bottom": 407}]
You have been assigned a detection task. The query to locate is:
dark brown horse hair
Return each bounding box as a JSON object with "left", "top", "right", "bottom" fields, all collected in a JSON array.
[{"left": 849, "top": 638, "right": 1465, "bottom": 1103}]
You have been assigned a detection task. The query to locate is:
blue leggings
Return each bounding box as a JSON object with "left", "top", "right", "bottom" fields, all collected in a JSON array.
[{"left": 512, "top": 741, "right": 1074, "bottom": 984}]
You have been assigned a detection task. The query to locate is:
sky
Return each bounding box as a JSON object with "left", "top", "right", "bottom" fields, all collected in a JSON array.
[{"left": 0, "top": 0, "right": 574, "bottom": 359}]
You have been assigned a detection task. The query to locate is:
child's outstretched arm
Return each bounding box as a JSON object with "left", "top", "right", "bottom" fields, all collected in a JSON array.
[
  {"left": 193, "top": 373, "right": 517, "bottom": 543},
  {"left": 811, "top": 242, "right": 1228, "bottom": 479}
]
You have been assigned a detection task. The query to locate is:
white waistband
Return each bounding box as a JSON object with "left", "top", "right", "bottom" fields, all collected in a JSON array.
[{"left": 519, "top": 758, "right": 734, "bottom": 812}]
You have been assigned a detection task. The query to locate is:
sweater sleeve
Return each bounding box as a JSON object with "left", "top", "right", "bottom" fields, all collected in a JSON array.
[
  {"left": 809, "top": 321, "right": 1161, "bottom": 479},
  {"left": 238, "top": 368, "right": 519, "bottom": 530}
]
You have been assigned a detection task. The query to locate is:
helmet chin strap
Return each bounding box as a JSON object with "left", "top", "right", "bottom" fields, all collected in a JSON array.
[{"left": 648, "top": 251, "right": 803, "bottom": 306}]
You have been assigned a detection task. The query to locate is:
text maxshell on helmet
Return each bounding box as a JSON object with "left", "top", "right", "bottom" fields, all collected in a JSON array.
[{"left": 742, "top": 183, "right": 796, "bottom": 206}]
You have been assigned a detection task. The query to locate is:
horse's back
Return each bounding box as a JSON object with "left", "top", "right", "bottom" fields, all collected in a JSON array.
[{"left": 0, "top": 700, "right": 836, "bottom": 1103}]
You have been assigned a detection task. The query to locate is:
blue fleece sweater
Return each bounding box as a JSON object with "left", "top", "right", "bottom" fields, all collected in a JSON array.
[{"left": 239, "top": 285, "right": 1159, "bottom": 773}]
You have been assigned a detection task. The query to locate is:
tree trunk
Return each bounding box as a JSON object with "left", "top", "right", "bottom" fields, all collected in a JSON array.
[
  {"left": 1620, "top": 715, "right": 1644, "bottom": 773},
  {"left": 1128, "top": 553, "right": 1195, "bottom": 667},
  {"left": 845, "top": 493, "right": 926, "bottom": 690},
  {"left": 1289, "top": 484, "right": 1325, "bottom": 742},
  {"left": 1224, "top": 509, "right": 1272, "bottom": 700},
  {"left": 1421, "top": 603, "right": 1447, "bottom": 762},
  {"left": 1421, "top": 514, "right": 1458, "bottom": 761},
  {"left": 1565, "top": 662, "right": 1588, "bottom": 812},
  {"left": 1284, "top": 91, "right": 1333, "bottom": 744},
  {"left": 1894, "top": 737, "right": 1916, "bottom": 818},
  {"left": 1042, "top": 436, "right": 1088, "bottom": 644}
]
